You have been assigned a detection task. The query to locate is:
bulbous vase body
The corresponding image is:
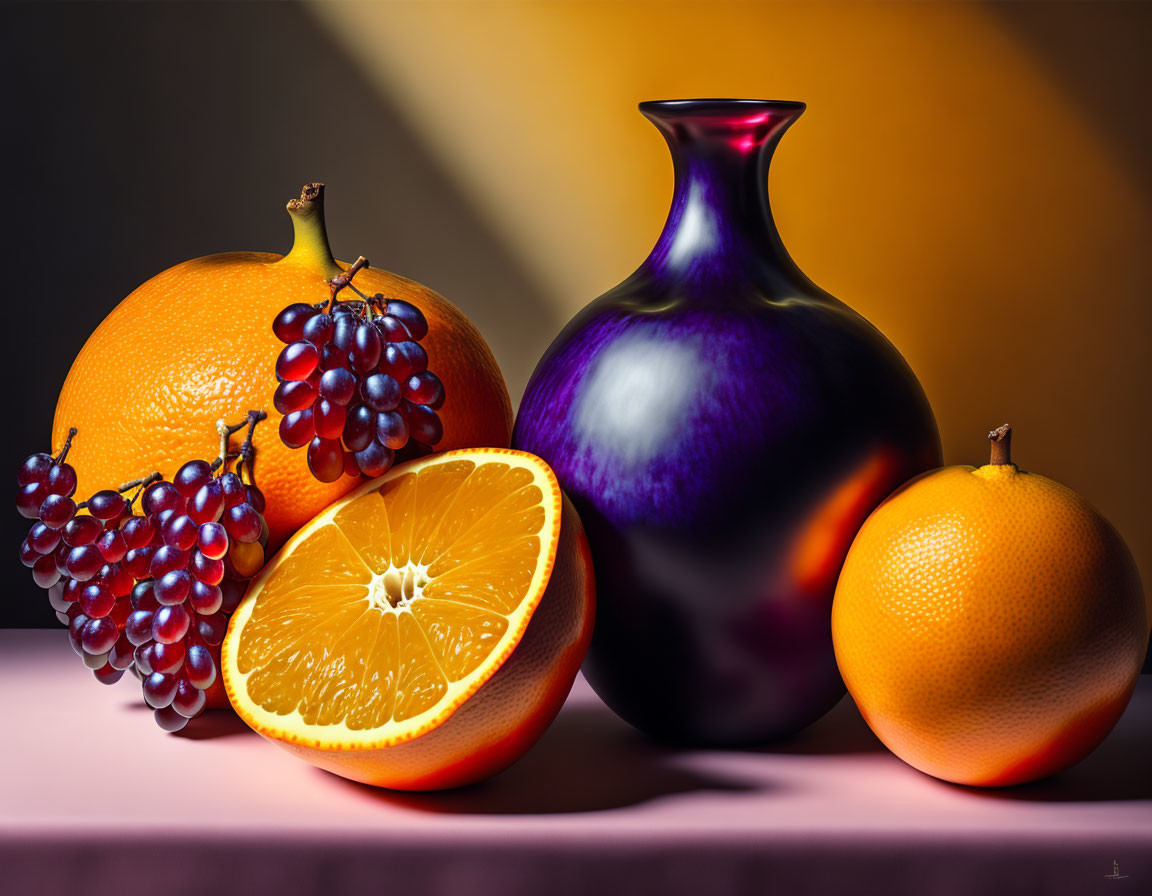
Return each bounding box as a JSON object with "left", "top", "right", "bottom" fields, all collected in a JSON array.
[{"left": 513, "top": 100, "right": 941, "bottom": 745}]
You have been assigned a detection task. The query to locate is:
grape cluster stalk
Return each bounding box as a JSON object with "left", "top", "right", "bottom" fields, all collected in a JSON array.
[
  {"left": 16, "top": 412, "right": 270, "bottom": 731},
  {"left": 273, "top": 256, "right": 444, "bottom": 482}
]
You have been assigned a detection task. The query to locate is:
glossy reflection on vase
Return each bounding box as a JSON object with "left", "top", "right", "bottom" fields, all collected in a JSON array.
[{"left": 513, "top": 100, "right": 941, "bottom": 746}]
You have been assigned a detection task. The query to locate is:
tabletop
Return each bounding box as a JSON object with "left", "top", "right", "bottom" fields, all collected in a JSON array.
[{"left": 2, "top": 629, "right": 1149, "bottom": 896}]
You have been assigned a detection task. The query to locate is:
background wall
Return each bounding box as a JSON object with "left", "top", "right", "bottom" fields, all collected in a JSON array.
[{"left": 4, "top": 2, "right": 1150, "bottom": 652}]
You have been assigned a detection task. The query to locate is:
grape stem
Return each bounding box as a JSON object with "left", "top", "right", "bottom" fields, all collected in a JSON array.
[
  {"left": 55, "top": 427, "right": 77, "bottom": 465},
  {"left": 327, "top": 256, "right": 369, "bottom": 312},
  {"left": 212, "top": 411, "right": 267, "bottom": 485},
  {"left": 75, "top": 470, "right": 162, "bottom": 510},
  {"left": 988, "top": 424, "right": 1012, "bottom": 465}
]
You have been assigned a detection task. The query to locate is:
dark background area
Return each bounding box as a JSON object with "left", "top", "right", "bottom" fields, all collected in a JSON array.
[{"left": 2, "top": 1, "right": 555, "bottom": 626}]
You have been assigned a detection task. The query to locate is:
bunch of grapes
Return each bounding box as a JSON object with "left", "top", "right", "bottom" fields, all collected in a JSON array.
[
  {"left": 272, "top": 256, "right": 444, "bottom": 483},
  {"left": 16, "top": 413, "right": 269, "bottom": 732}
]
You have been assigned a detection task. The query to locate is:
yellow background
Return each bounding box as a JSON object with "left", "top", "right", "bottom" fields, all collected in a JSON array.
[{"left": 309, "top": 1, "right": 1151, "bottom": 598}]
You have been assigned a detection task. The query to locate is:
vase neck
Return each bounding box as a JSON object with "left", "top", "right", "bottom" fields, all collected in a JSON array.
[{"left": 638, "top": 100, "right": 806, "bottom": 297}]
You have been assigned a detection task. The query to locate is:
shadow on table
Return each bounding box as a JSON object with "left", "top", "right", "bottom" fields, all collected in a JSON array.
[
  {"left": 335, "top": 705, "right": 763, "bottom": 815},
  {"left": 746, "top": 693, "right": 886, "bottom": 757},
  {"left": 954, "top": 686, "right": 1152, "bottom": 803}
]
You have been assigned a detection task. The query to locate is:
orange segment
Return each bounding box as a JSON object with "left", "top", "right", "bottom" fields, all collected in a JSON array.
[{"left": 222, "top": 448, "right": 564, "bottom": 749}]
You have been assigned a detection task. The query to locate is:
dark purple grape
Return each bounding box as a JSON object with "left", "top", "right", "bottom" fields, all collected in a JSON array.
[
  {"left": 155, "top": 570, "right": 192, "bottom": 606},
  {"left": 154, "top": 705, "right": 189, "bottom": 731},
  {"left": 133, "top": 643, "right": 154, "bottom": 674},
  {"left": 143, "top": 672, "right": 178, "bottom": 708},
  {"left": 81, "top": 649, "right": 110, "bottom": 670},
  {"left": 219, "top": 472, "right": 246, "bottom": 507},
  {"left": 121, "top": 516, "right": 154, "bottom": 549},
  {"left": 80, "top": 583, "right": 115, "bottom": 618},
  {"left": 404, "top": 371, "right": 444, "bottom": 407},
  {"left": 93, "top": 664, "right": 124, "bottom": 685},
  {"left": 197, "top": 522, "right": 229, "bottom": 560},
  {"left": 28, "top": 521, "right": 61, "bottom": 554},
  {"left": 149, "top": 640, "right": 186, "bottom": 675},
  {"left": 373, "top": 314, "right": 410, "bottom": 343},
  {"left": 17, "top": 453, "right": 54, "bottom": 487},
  {"left": 189, "top": 580, "right": 223, "bottom": 615},
  {"left": 398, "top": 340, "right": 428, "bottom": 374},
  {"left": 301, "top": 311, "right": 334, "bottom": 347},
  {"left": 245, "top": 486, "right": 266, "bottom": 515},
  {"left": 276, "top": 341, "right": 320, "bottom": 382},
  {"left": 45, "top": 463, "right": 77, "bottom": 498},
  {"left": 274, "top": 379, "right": 317, "bottom": 415},
  {"left": 152, "top": 604, "right": 191, "bottom": 644},
  {"left": 188, "top": 480, "right": 225, "bottom": 525},
  {"left": 319, "top": 367, "right": 357, "bottom": 406},
  {"left": 142, "top": 482, "right": 183, "bottom": 516},
  {"left": 332, "top": 302, "right": 356, "bottom": 317},
  {"left": 313, "top": 399, "right": 347, "bottom": 440},
  {"left": 130, "top": 580, "right": 159, "bottom": 612},
  {"left": 279, "top": 409, "right": 315, "bottom": 449},
  {"left": 174, "top": 460, "right": 214, "bottom": 499},
  {"left": 109, "top": 635, "right": 136, "bottom": 671},
  {"left": 163, "top": 514, "right": 199, "bottom": 551},
  {"left": 224, "top": 504, "right": 262, "bottom": 543},
  {"left": 39, "top": 494, "right": 76, "bottom": 529},
  {"left": 81, "top": 616, "right": 119, "bottom": 654},
  {"left": 319, "top": 343, "right": 349, "bottom": 372},
  {"left": 172, "top": 678, "right": 207, "bottom": 719},
  {"left": 355, "top": 442, "right": 395, "bottom": 478},
  {"left": 342, "top": 405, "right": 376, "bottom": 452},
  {"left": 198, "top": 612, "right": 228, "bottom": 645},
  {"left": 16, "top": 481, "right": 49, "bottom": 519},
  {"left": 385, "top": 299, "right": 428, "bottom": 340},
  {"left": 361, "top": 373, "right": 401, "bottom": 412},
  {"left": 32, "top": 554, "right": 62, "bottom": 588},
  {"left": 99, "top": 563, "right": 134, "bottom": 597},
  {"left": 47, "top": 581, "right": 70, "bottom": 613},
  {"left": 307, "top": 437, "right": 345, "bottom": 483},
  {"left": 219, "top": 580, "right": 245, "bottom": 614},
  {"left": 149, "top": 546, "right": 190, "bottom": 579},
  {"left": 62, "top": 515, "right": 102, "bottom": 547},
  {"left": 87, "top": 489, "right": 128, "bottom": 520},
  {"left": 376, "top": 411, "right": 409, "bottom": 450},
  {"left": 191, "top": 551, "right": 225, "bottom": 586},
  {"left": 19, "top": 538, "right": 40, "bottom": 568},
  {"left": 126, "top": 610, "right": 154, "bottom": 646},
  {"left": 66, "top": 545, "right": 103, "bottom": 581},
  {"left": 123, "top": 547, "right": 153, "bottom": 579},
  {"left": 343, "top": 450, "right": 360, "bottom": 478},
  {"left": 185, "top": 644, "right": 217, "bottom": 690},
  {"left": 333, "top": 313, "right": 357, "bottom": 353},
  {"left": 350, "top": 321, "right": 383, "bottom": 373},
  {"left": 405, "top": 402, "right": 444, "bottom": 446},
  {"left": 273, "top": 303, "right": 317, "bottom": 344},
  {"left": 68, "top": 613, "right": 89, "bottom": 655},
  {"left": 96, "top": 528, "right": 128, "bottom": 563}
]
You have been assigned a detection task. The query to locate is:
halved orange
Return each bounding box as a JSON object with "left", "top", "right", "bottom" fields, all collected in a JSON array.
[{"left": 221, "top": 448, "right": 594, "bottom": 790}]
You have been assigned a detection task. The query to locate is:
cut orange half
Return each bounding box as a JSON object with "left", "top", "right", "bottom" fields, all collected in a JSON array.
[{"left": 221, "top": 448, "right": 594, "bottom": 790}]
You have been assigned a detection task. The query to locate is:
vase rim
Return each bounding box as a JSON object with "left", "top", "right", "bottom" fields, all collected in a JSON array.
[{"left": 639, "top": 98, "right": 806, "bottom": 117}]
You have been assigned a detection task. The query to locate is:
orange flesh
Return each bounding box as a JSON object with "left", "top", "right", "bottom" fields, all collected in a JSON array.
[{"left": 234, "top": 459, "right": 546, "bottom": 729}]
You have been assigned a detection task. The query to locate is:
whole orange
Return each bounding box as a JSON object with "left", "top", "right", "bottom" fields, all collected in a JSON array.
[
  {"left": 832, "top": 425, "right": 1146, "bottom": 787},
  {"left": 52, "top": 184, "right": 512, "bottom": 548}
]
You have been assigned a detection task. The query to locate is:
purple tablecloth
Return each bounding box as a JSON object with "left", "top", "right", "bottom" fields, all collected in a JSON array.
[{"left": 2, "top": 630, "right": 1148, "bottom": 895}]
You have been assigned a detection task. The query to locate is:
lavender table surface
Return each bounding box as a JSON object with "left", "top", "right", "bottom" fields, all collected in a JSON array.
[{"left": 2, "top": 630, "right": 1148, "bottom": 896}]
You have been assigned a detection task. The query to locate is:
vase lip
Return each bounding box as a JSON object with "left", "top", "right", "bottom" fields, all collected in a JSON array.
[{"left": 639, "top": 98, "right": 806, "bottom": 119}]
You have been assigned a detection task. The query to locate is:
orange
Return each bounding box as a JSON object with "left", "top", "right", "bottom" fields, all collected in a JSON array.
[
  {"left": 221, "top": 448, "right": 595, "bottom": 790},
  {"left": 52, "top": 184, "right": 513, "bottom": 548},
  {"left": 832, "top": 425, "right": 1146, "bottom": 787}
]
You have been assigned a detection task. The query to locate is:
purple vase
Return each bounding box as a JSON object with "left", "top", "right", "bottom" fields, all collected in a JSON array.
[{"left": 513, "top": 99, "right": 941, "bottom": 745}]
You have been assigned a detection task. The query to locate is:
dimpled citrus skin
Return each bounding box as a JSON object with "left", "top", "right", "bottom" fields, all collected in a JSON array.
[
  {"left": 832, "top": 461, "right": 1146, "bottom": 787},
  {"left": 52, "top": 252, "right": 512, "bottom": 549}
]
